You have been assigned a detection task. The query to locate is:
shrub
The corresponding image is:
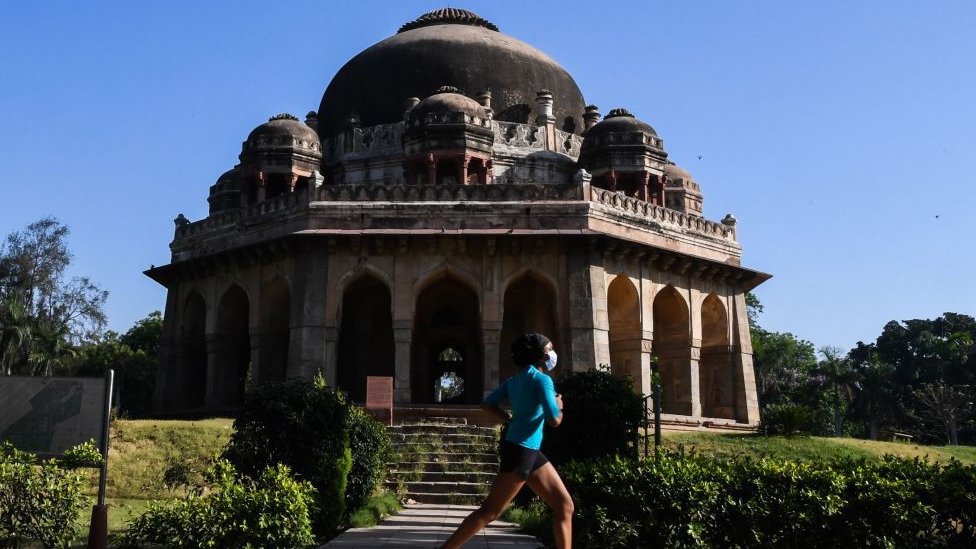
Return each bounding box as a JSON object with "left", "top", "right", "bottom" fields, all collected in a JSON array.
[
  {"left": 222, "top": 377, "right": 351, "bottom": 537},
  {"left": 119, "top": 459, "right": 315, "bottom": 549},
  {"left": 556, "top": 451, "right": 976, "bottom": 548},
  {"left": 761, "top": 402, "right": 813, "bottom": 437},
  {"left": 0, "top": 442, "right": 88, "bottom": 549},
  {"left": 346, "top": 406, "right": 393, "bottom": 514},
  {"left": 541, "top": 369, "right": 644, "bottom": 465}
]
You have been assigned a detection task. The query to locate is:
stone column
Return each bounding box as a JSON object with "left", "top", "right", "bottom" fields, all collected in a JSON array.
[
  {"left": 289, "top": 244, "right": 329, "bottom": 380},
  {"left": 426, "top": 153, "right": 437, "bottom": 185},
  {"left": 689, "top": 344, "right": 702, "bottom": 418},
  {"left": 731, "top": 292, "right": 760, "bottom": 424},
  {"left": 204, "top": 333, "right": 219, "bottom": 409},
  {"left": 640, "top": 172, "right": 650, "bottom": 202},
  {"left": 322, "top": 326, "right": 339, "bottom": 387},
  {"left": 249, "top": 326, "right": 262, "bottom": 385},
  {"left": 482, "top": 322, "right": 502, "bottom": 398},
  {"left": 567, "top": 242, "right": 608, "bottom": 371},
  {"left": 393, "top": 321, "right": 412, "bottom": 404},
  {"left": 154, "top": 285, "right": 181, "bottom": 413}
]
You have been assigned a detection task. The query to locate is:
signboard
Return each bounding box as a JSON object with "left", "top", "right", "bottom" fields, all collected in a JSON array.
[
  {"left": 0, "top": 376, "right": 108, "bottom": 457},
  {"left": 365, "top": 376, "right": 394, "bottom": 426}
]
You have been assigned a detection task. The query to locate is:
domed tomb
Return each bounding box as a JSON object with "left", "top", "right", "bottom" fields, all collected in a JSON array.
[{"left": 318, "top": 8, "right": 586, "bottom": 136}]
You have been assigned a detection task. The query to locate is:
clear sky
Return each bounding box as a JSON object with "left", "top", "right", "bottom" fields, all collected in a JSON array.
[{"left": 1, "top": 1, "right": 973, "bottom": 352}]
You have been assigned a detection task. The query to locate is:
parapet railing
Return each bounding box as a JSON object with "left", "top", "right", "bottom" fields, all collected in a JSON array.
[
  {"left": 176, "top": 178, "right": 735, "bottom": 243},
  {"left": 587, "top": 186, "right": 736, "bottom": 241}
]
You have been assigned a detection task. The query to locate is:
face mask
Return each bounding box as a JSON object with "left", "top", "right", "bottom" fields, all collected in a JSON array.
[{"left": 543, "top": 350, "right": 558, "bottom": 371}]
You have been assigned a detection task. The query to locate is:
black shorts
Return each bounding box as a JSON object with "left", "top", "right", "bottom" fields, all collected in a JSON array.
[{"left": 498, "top": 440, "right": 549, "bottom": 480}]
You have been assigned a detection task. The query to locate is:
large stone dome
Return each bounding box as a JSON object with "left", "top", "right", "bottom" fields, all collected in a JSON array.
[{"left": 317, "top": 8, "right": 586, "bottom": 137}]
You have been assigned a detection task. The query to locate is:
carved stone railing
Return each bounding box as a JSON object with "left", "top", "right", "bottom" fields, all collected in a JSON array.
[
  {"left": 554, "top": 129, "right": 582, "bottom": 158},
  {"left": 587, "top": 186, "right": 736, "bottom": 241},
  {"left": 311, "top": 182, "right": 584, "bottom": 203},
  {"left": 323, "top": 123, "right": 404, "bottom": 163},
  {"left": 175, "top": 192, "right": 305, "bottom": 239},
  {"left": 495, "top": 121, "right": 544, "bottom": 150}
]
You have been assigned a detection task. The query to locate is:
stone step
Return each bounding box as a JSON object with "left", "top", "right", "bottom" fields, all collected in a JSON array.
[
  {"left": 405, "top": 492, "right": 486, "bottom": 505},
  {"left": 396, "top": 416, "right": 468, "bottom": 426},
  {"left": 390, "top": 432, "right": 497, "bottom": 444},
  {"left": 395, "top": 451, "right": 498, "bottom": 463},
  {"left": 389, "top": 424, "right": 498, "bottom": 436},
  {"left": 386, "top": 480, "right": 490, "bottom": 496},
  {"left": 394, "top": 442, "right": 496, "bottom": 455},
  {"left": 389, "top": 470, "right": 496, "bottom": 483},
  {"left": 391, "top": 460, "right": 498, "bottom": 474}
]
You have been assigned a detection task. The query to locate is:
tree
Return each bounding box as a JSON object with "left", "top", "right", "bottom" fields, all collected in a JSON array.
[
  {"left": 914, "top": 383, "right": 972, "bottom": 445},
  {"left": 816, "top": 346, "right": 855, "bottom": 437},
  {"left": 752, "top": 328, "right": 818, "bottom": 409},
  {"left": 0, "top": 297, "right": 31, "bottom": 375},
  {"left": 848, "top": 344, "right": 898, "bottom": 440},
  {"left": 0, "top": 217, "right": 107, "bottom": 375}
]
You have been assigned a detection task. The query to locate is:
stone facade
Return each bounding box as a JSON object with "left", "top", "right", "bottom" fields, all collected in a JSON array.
[{"left": 147, "top": 8, "right": 769, "bottom": 428}]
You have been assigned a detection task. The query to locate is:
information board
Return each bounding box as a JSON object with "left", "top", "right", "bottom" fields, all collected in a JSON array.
[{"left": 0, "top": 376, "right": 108, "bottom": 457}]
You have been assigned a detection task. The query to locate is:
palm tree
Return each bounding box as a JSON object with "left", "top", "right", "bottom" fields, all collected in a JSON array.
[
  {"left": 28, "top": 324, "right": 77, "bottom": 377},
  {"left": 0, "top": 297, "right": 31, "bottom": 375},
  {"left": 818, "top": 346, "right": 856, "bottom": 437}
]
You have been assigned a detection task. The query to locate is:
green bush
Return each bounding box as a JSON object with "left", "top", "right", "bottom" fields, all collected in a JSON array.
[
  {"left": 222, "top": 377, "right": 352, "bottom": 537},
  {"left": 119, "top": 459, "right": 315, "bottom": 549},
  {"left": 346, "top": 406, "right": 393, "bottom": 514},
  {"left": 0, "top": 442, "right": 88, "bottom": 549},
  {"left": 557, "top": 451, "right": 976, "bottom": 548},
  {"left": 761, "top": 402, "right": 813, "bottom": 437},
  {"left": 541, "top": 369, "right": 643, "bottom": 465}
]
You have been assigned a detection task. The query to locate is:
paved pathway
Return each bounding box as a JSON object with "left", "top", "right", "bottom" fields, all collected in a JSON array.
[{"left": 321, "top": 503, "right": 544, "bottom": 548}]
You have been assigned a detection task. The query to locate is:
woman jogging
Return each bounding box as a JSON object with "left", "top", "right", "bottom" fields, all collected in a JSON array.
[{"left": 439, "top": 332, "right": 574, "bottom": 549}]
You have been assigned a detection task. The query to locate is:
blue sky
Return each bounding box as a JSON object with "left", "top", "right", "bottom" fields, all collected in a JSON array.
[{"left": 1, "top": 1, "right": 973, "bottom": 351}]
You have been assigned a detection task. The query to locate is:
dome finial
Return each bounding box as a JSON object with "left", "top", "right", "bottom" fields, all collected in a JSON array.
[{"left": 398, "top": 8, "right": 499, "bottom": 33}]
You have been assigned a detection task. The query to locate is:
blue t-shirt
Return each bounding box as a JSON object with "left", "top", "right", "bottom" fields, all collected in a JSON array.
[{"left": 484, "top": 366, "right": 561, "bottom": 450}]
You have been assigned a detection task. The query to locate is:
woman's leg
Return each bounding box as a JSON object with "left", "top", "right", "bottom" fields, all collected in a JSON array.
[
  {"left": 526, "top": 462, "right": 574, "bottom": 549},
  {"left": 439, "top": 471, "right": 525, "bottom": 549}
]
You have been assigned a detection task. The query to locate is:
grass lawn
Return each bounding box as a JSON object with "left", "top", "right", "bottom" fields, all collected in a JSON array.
[{"left": 660, "top": 430, "right": 976, "bottom": 464}]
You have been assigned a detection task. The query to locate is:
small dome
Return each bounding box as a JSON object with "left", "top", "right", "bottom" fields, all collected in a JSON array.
[
  {"left": 663, "top": 162, "right": 693, "bottom": 181},
  {"left": 245, "top": 113, "right": 320, "bottom": 153},
  {"left": 584, "top": 108, "right": 657, "bottom": 139},
  {"left": 409, "top": 89, "right": 488, "bottom": 122},
  {"left": 215, "top": 166, "right": 239, "bottom": 184}
]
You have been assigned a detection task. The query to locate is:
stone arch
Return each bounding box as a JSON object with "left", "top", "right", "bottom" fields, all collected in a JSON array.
[
  {"left": 259, "top": 276, "right": 290, "bottom": 384},
  {"left": 336, "top": 274, "right": 395, "bottom": 402},
  {"left": 412, "top": 263, "right": 481, "bottom": 315},
  {"left": 412, "top": 275, "right": 482, "bottom": 404},
  {"left": 700, "top": 294, "right": 735, "bottom": 419},
  {"left": 653, "top": 285, "right": 691, "bottom": 415},
  {"left": 179, "top": 291, "right": 207, "bottom": 409},
  {"left": 607, "top": 276, "right": 642, "bottom": 393},
  {"left": 215, "top": 284, "right": 250, "bottom": 408},
  {"left": 499, "top": 272, "right": 558, "bottom": 381}
]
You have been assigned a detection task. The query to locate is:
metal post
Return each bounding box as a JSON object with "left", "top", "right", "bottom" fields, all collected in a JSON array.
[{"left": 88, "top": 369, "right": 113, "bottom": 549}]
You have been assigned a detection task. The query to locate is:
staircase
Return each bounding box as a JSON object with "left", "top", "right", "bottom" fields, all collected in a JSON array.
[{"left": 386, "top": 417, "right": 499, "bottom": 505}]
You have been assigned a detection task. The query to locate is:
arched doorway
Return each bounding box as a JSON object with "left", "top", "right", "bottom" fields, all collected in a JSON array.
[
  {"left": 499, "top": 273, "right": 558, "bottom": 382},
  {"left": 653, "top": 285, "right": 690, "bottom": 415},
  {"left": 179, "top": 291, "right": 207, "bottom": 409},
  {"left": 336, "top": 275, "right": 395, "bottom": 402},
  {"left": 215, "top": 285, "right": 250, "bottom": 407},
  {"left": 701, "top": 294, "right": 734, "bottom": 419},
  {"left": 412, "top": 276, "right": 482, "bottom": 404},
  {"left": 259, "top": 277, "right": 290, "bottom": 384},
  {"left": 607, "top": 276, "right": 642, "bottom": 393}
]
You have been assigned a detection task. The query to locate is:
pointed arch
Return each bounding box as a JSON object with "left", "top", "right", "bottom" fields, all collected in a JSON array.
[
  {"left": 259, "top": 276, "right": 290, "bottom": 384},
  {"left": 215, "top": 284, "right": 250, "bottom": 408},
  {"left": 700, "top": 294, "right": 734, "bottom": 419},
  {"left": 412, "top": 274, "right": 482, "bottom": 404},
  {"left": 336, "top": 273, "right": 395, "bottom": 402},
  {"left": 607, "top": 276, "right": 642, "bottom": 393},
  {"left": 499, "top": 272, "right": 559, "bottom": 381},
  {"left": 179, "top": 291, "right": 207, "bottom": 409},
  {"left": 653, "top": 285, "right": 691, "bottom": 415},
  {"left": 413, "top": 262, "right": 482, "bottom": 311}
]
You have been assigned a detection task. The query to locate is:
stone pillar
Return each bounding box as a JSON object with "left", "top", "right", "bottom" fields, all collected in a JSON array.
[
  {"left": 204, "top": 333, "right": 219, "bottom": 409},
  {"left": 289, "top": 245, "right": 329, "bottom": 380},
  {"left": 256, "top": 172, "right": 266, "bottom": 202},
  {"left": 482, "top": 322, "right": 502, "bottom": 398},
  {"left": 248, "top": 326, "right": 262, "bottom": 385},
  {"left": 459, "top": 156, "right": 469, "bottom": 185},
  {"left": 689, "top": 344, "right": 702, "bottom": 418},
  {"left": 567, "top": 242, "right": 609, "bottom": 371},
  {"left": 608, "top": 168, "right": 617, "bottom": 192},
  {"left": 485, "top": 159, "right": 493, "bottom": 184},
  {"left": 640, "top": 172, "right": 650, "bottom": 202},
  {"left": 289, "top": 174, "right": 298, "bottom": 193},
  {"left": 731, "top": 292, "right": 760, "bottom": 424},
  {"left": 639, "top": 337, "right": 653, "bottom": 397},
  {"left": 322, "top": 326, "right": 339, "bottom": 387},
  {"left": 426, "top": 153, "right": 437, "bottom": 185},
  {"left": 393, "top": 321, "right": 412, "bottom": 404},
  {"left": 153, "top": 285, "right": 181, "bottom": 413}
]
